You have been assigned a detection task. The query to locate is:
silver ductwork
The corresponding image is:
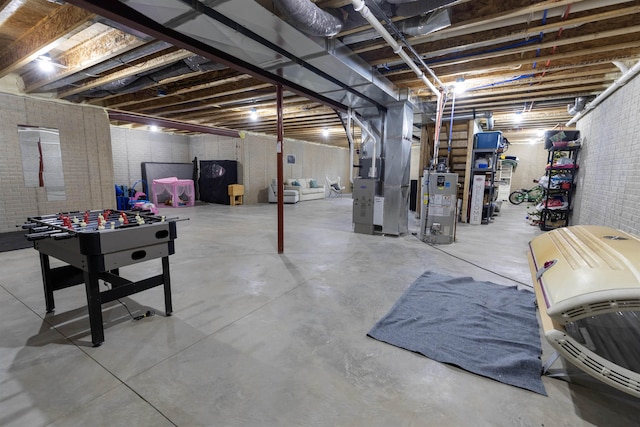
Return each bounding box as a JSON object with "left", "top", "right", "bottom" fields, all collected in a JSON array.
[
  {"left": 435, "top": 111, "right": 493, "bottom": 122},
  {"left": 383, "top": 101, "right": 413, "bottom": 236},
  {"left": 567, "top": 97, "right": 587, "bottom": 115},
  {"left": 393, "top": 0, "right": 460, "bottom": 16},
  {"left": 272, "top": 0, "right": 343, "bottom": 37},
  {"left": 399, "top": 8, "right": 450, "bottom": 37},
  {"left": 38, "top": 40, "right": 174, "bottom": 92},
  {"left": 66, "top": 55, "right": 225, "bottom": 101},
  {"left": 159, "top": 0, "right": 400, "bottom": 111}
]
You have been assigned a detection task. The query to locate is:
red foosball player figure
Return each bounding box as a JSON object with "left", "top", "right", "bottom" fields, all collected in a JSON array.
[
  {"left": 119, "top": 212, "right": 129, "bottom": 224},
  {"left": 84, "top": 211, "right": 90, "bottom": 224},
  {"left": 103, "top": 210, "right": 111, "bottom": 221}
]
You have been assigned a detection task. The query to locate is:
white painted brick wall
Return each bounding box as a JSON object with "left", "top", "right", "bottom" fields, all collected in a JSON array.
[
  {"left": 1, "top": 93, "right": 354, "bottom": 233},
  {"left": 573, "top": 72, "right": 640, "bottom": 235},
  {"left": 0, "top": 93, "right": 113, "bottom": 232},
  {"left": 110, "top": 126, "right": 190, "bottom": 187}
]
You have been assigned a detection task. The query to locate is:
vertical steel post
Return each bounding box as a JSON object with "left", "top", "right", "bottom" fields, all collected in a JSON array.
[{"left": 277, "top": 85, "right": 284, "bottom": 253}]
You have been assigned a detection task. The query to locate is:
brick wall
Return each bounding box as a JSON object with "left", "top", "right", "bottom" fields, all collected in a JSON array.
[
  {"left": 0, "top": 93, "right": 113, "bottom": 232},
  {"left": 573, "top": 72, "right": 640, "bottom": 235},
  {"left": 111, "top": 126, "right": 191, "bottom": 187}
]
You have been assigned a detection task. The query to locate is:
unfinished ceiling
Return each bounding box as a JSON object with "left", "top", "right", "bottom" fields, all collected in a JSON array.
[{"left": 0, "top": 0, "right": 638, "bottom": 147}]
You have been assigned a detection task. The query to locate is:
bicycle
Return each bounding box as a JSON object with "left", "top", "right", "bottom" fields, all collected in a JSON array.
[{"left": 509, "top": 182, "right": 544, "bottom": 205}]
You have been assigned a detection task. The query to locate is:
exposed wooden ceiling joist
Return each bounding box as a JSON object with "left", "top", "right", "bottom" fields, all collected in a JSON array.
[
  {"left": 23, "top": 27, "right": 145, "bottom": 92},
  {"left": 0, "top": 3, "right": 93, "bottom": 78},
  {"left": 1, "top": 0, "right": 637, "bottom": 145}
]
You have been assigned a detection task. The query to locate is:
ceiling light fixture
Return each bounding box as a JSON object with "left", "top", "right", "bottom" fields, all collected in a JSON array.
[
  {"left": 514, "top": 112, "right": 523, "bottom": 124},
  {"left": 37, "top": 54, "right": 54, "bottom": 73},
  {"left": 149, "top": 125, "right": 159, "bottom": 132},
  {"left": 453, "top": 77, "right": 466, "bottom": 94},
  {"left": 250, "top": 108, "right": 258, "bottom": 121},
  {"left": 322, "top": 127, "right": 329, "bottom": 137}
]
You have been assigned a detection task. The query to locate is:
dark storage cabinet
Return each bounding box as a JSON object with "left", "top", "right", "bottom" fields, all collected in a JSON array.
[{"left": 199, "top": 160, "right": 238, "bottom": 204}]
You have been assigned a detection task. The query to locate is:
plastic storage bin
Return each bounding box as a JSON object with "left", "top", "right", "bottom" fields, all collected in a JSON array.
[
  {"left": 544, "top": 130, "right": 580, "bottom": 150},
  {"left": 474, "top": 131, "right": 503, "bottom": 149}
]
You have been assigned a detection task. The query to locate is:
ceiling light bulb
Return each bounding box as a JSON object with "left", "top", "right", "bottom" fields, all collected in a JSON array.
[
  {"left": 37, "top": 55, "right": 54, "bottom": 73},
  {"left": 453, "top": 77, "right": 466, "bottom": 94},
  {"left": 322, "top": 127, "right": 329, "bottom": 137},
  {"left": 149, "top": 125, "right": 159, "bottom": 132},
  {"left": 250, "top": 108, "right": 258, "bottom": 121},
  {"left": 514, "top": 112, "right": 523, "bottom": 123}
]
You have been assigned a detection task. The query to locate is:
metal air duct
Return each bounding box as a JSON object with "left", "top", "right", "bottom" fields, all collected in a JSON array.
[
  {"left": 383, "top": 101, "right": 413, "bottom": 236},
  {"left": 399, "top": 8, "right": 450, "bottom": 37},
  {"left": 67, "top": 56, "right": 225, "bottom": 101},
  {"left": 393, "top": 0, "right": 460, "bottom": 16},
  {"left": 38, "top": 40, "right": 173, "bottom": 92},
  {"left": 567, "top": 97, "right": 586, "bottom": 115},
  {"left": 272, "top": 0, "right": 343, "bottom": 37}
]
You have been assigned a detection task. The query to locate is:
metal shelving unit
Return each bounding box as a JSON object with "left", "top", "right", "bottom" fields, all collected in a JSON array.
[{"left": 539, "top": 145, "right": 580, "bottom": 230}]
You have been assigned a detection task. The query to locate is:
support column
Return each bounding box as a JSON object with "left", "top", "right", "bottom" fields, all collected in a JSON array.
[{"left": 276, "top": 84, "right": 284, "bottom": 253}]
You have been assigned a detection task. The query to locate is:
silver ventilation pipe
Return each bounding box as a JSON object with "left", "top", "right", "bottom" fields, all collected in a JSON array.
[
  {"left": 567, "top": 60, "right": 640, "bottom": 126},
  {"left": 567, "top": 97, "right": 586, "bottom": 115},
  {"left": 391, "top": 0, "right": 460, "bottom": 13},
  {"left": 346, "top": 109, "right": 355, "bottom": 184},
  {"left": 399, "top": 8, "right": 451, "bottom": 37},
  {"left": 272, "top": 0, "right": 343, "bottom": 37},
  {"left": 38, "top": 40, "right": 173, "bottom": 92},
  {"left": 352, "top": 115, "right": 378, "bottom": 178},
  {"left": 432, "top": 111, "right": 493, "bottom": 122}
]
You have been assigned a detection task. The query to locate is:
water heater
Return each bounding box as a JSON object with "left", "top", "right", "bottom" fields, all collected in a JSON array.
[{"left": 420, "top": 172, "right": 458, "bottom": 244}]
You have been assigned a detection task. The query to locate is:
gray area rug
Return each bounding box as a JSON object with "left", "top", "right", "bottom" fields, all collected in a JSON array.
[
  {"left": 0, "top": 230, "right": 31, "bottom": 252},
  {"left": 368, "top": 271, "right": 546, "bottom": 395}
]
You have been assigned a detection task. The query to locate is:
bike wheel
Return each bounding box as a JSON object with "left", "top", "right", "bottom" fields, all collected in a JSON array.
[{"left": 509, "top": 190, "right": 525, "bottom": 205}]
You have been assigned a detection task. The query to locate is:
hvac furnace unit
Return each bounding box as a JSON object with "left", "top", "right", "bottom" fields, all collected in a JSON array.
[
  {"left": 353, "top": 178, "right": 376, "bottom": 234},
  {"left": 420, "top": 172, "right": 458, "bottom": 244}
]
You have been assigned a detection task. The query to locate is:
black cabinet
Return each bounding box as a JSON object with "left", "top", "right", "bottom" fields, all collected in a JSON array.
[
  {"left": 199, "top": 160, "right": 239, "bottom": 204},
  {"left": 539, "top": 145, "right": 580, "bottom": 230}
]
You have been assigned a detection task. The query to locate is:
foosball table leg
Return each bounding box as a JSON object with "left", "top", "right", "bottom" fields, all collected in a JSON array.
[
  {"left": 39, "top": 253, "right": 55, "bottom": 313},
  {"left": 83, "top": 270, "right": 104, "bottom": 347},
  {"left": 162, "top": 256, "right": 173, "bottom": 316}
]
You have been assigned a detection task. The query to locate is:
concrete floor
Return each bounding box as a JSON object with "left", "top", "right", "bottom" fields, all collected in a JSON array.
[{"left": 1, "top": 199, "right": 639, "bottom": 426}]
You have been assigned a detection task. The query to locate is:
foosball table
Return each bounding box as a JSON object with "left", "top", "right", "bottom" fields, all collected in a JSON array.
[{"left": 23, "top": 208, "right": 178, "bottom": 346}]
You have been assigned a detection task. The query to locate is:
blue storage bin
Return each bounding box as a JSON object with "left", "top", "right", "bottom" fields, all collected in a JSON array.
[
  {"left": 116, "top": 196, "right": 129, "bottom": 210},
  {"left": 474, "top": 131, "right": 503, "bottom": 149}
]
